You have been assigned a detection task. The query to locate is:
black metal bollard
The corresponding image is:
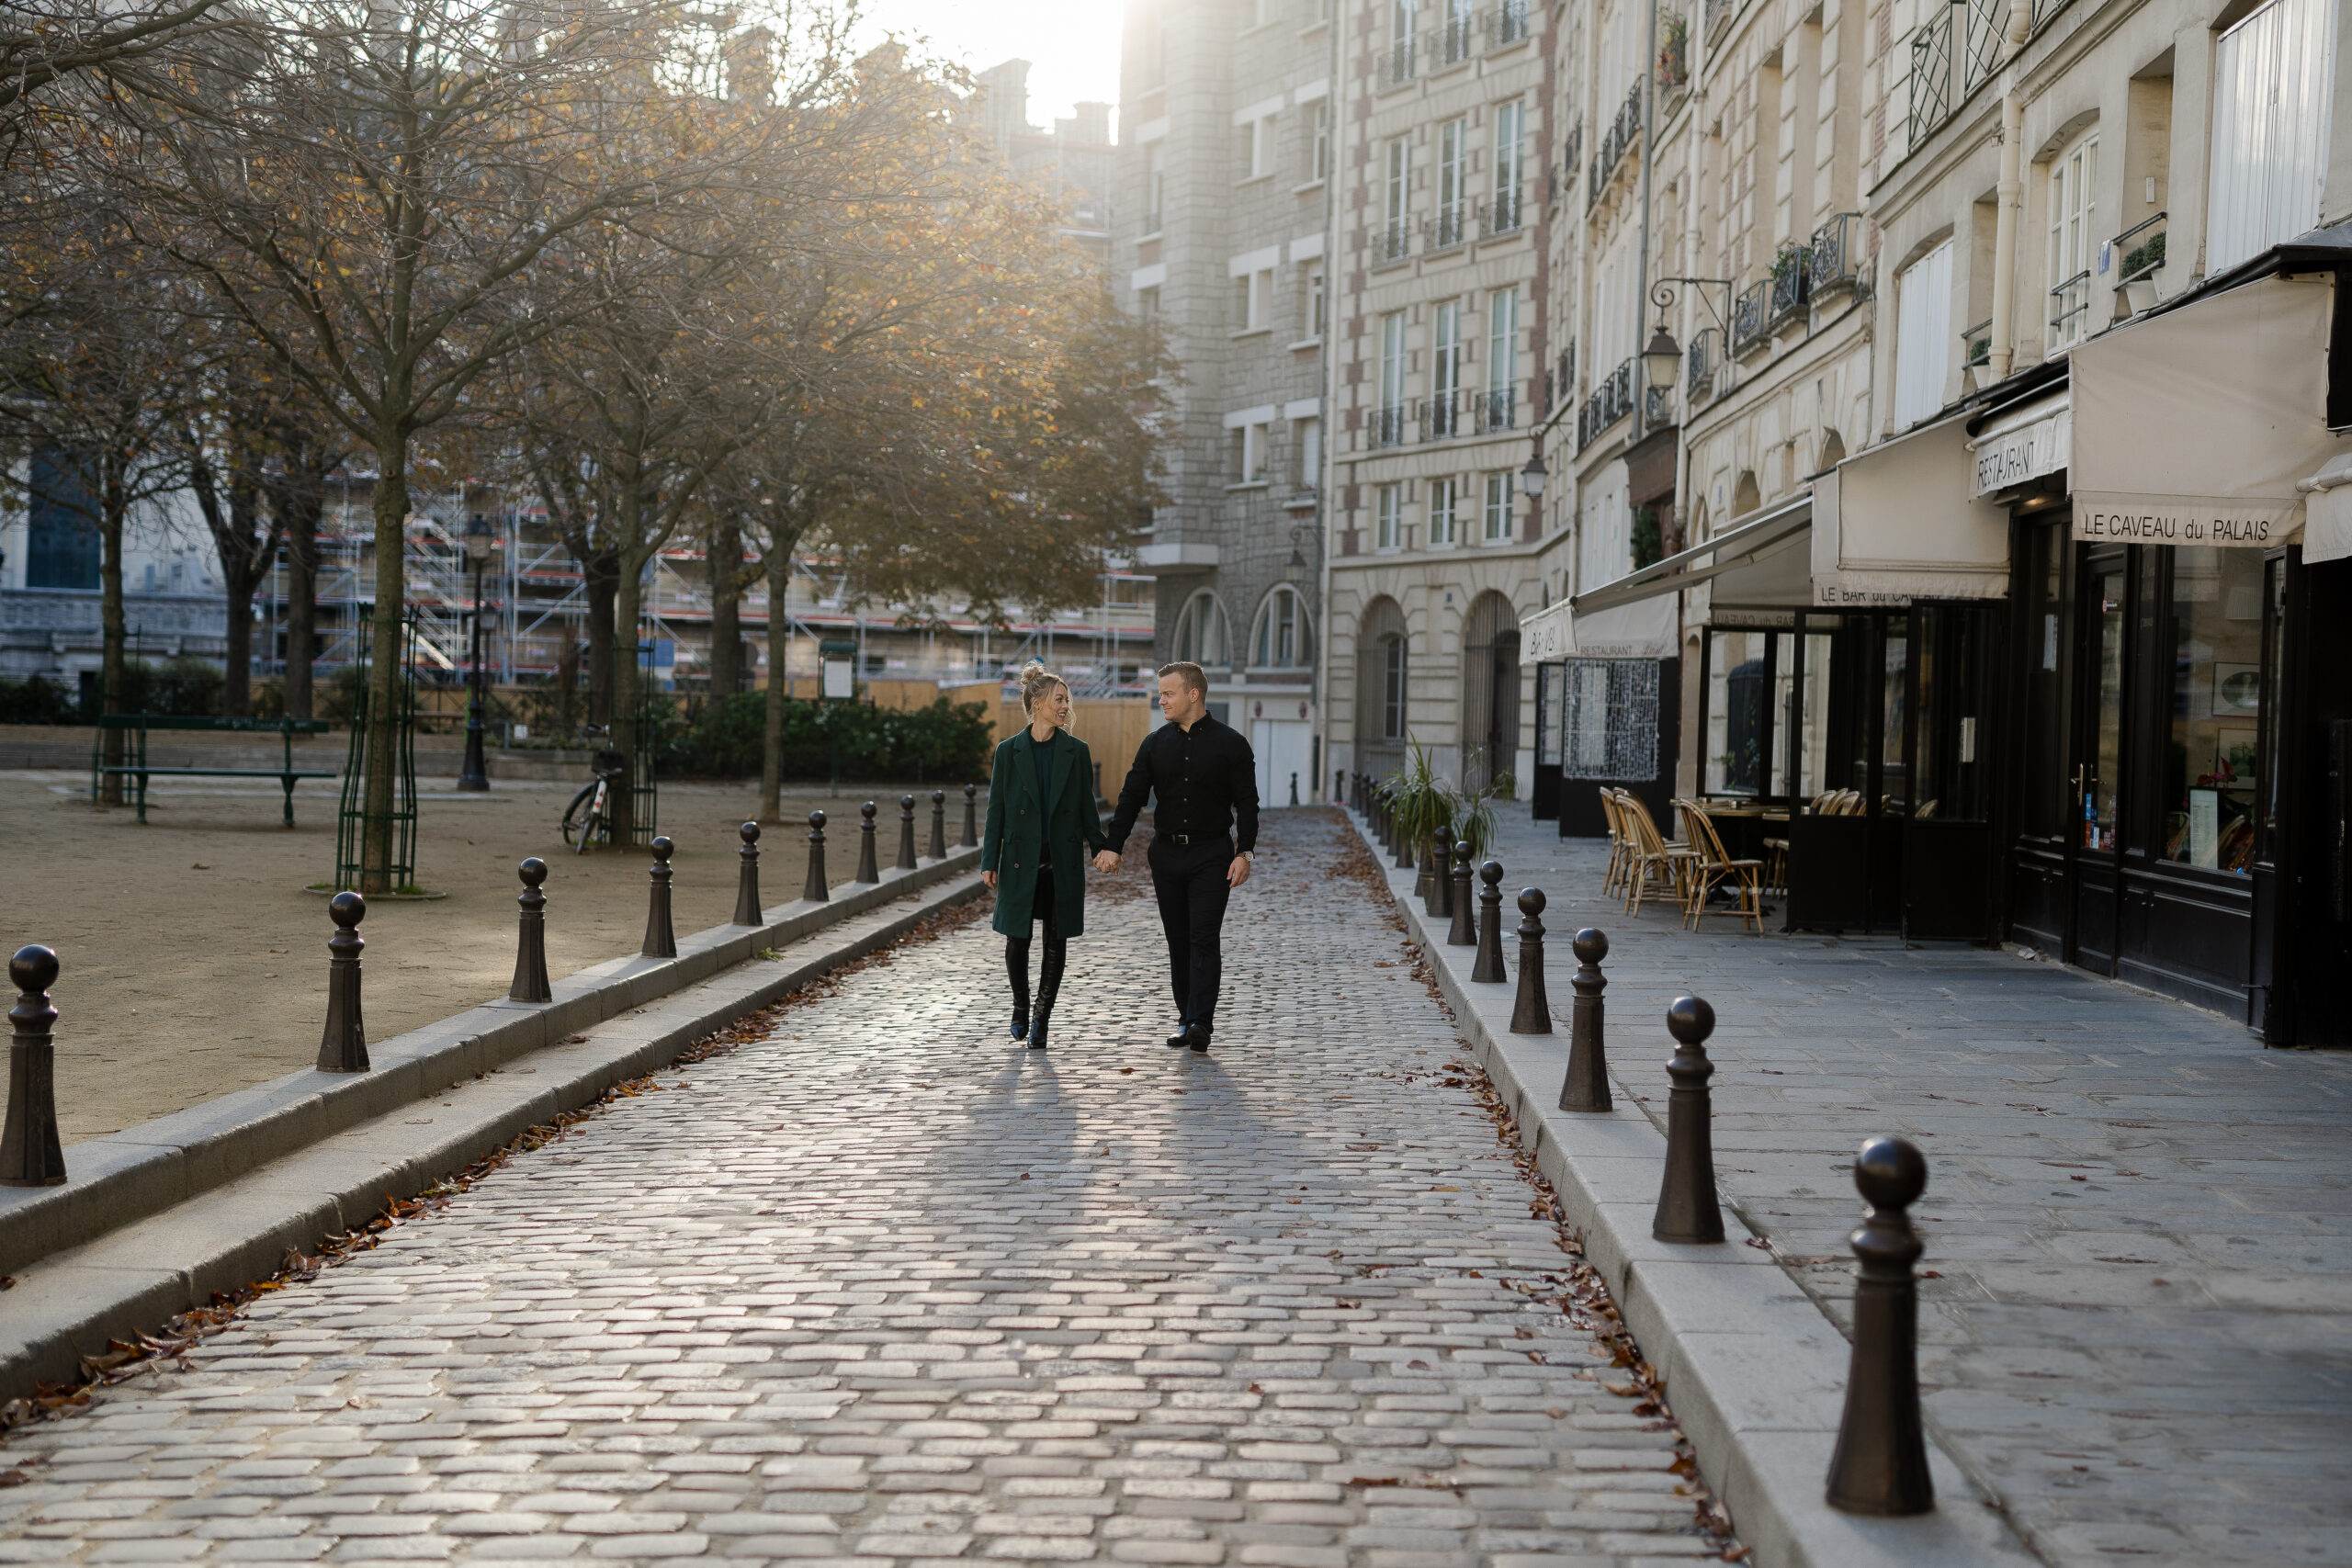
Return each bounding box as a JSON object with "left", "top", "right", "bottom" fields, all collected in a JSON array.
[
  {"left": 641, "top": 837, "right": 677, "bottom": 959},
  {"left": 318, "top": 890, "right": 370, "bottom": 1071},
  {"left": 1652, "top": 997, "right": 1725, "bottom": 1243},
  {"left": 1509, "top": 888, "right": 1552, "bottom": 1033},
  {"left": 731, "top": 820, "right": 763, "bottom": 924},
  {"left": 1559, "top": 929, "right": 1611, "bottom": 1111},
  {"left": 1446, "top": 840, "right": 1476, "bottom": 945},
  {"left": 1, "top": 945, "right": 66, "bottom": 1187},
  {"left": 1290, "top": 772, "right": 1299, "bottom": 807},
  {"left": 803, "top": 809, "right": 830, "bottom": 902},
  {"left": 961, "top": 783, "right": 978, "bottom": 848},
  {"left": 508, "top": 859, "right": 552, "bottom": 1004},
  {"left": 854, "top": 802, "right": 881, "bottom": 884},
  {"left": 897, "top": 795, "right": 918, "bottom": 871},
  {"left": 929, "top": 790, "right": 947, "bottom": 858},
  {"left": 1826, "top": 1136, "right": 1936, "bottom": 1516},
  {"left": 1472, "top": 861, "right": 1508, "bottom": 983}
]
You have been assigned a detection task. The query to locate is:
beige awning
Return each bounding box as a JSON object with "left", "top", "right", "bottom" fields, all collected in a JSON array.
[
  {"left": 1814, "top": 412, "right": 2011, "bottom": 603},
  {"left": 1520, "top": 493, "right": 1811, "bottom": 658},
  {"left": 2073, "top": 273, "right": 2348, "bottom": 547}
]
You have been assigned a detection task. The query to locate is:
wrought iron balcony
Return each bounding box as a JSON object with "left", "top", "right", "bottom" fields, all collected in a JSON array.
[
  {"left": 1474, "top": 387, "right": 1517, "bottom": 433},
  {"left": 1370, "top": 404, "right": 1411, "bottom": 449},
  {"left": 2048, "top": 267, "right": 2093, "bottom": 348},
  {"left": 1731, "top": 279, "right": 1771, "bottom": 355},
  {"left": 1576, "top": 359, "right": 1635, "bottom": 450},
  {"left": 1480, "top": 184, "right": 1523, "bottom": 238},
  {"left": 1962, "top": 318, "right": 1990, "bottom": 369},
  {"left": 1910, "top": 7, "right": 1952, "bottom": 145},
  {"left": 1769, "top": 248, "right": 1811, "bottom": 325},
  {"left": 1704, "top": 0, "right": 1736, "bottom": 40},
  {"left": 1962, "top": 0, "right": 2003, "bottom": 94},
  {"left": 1487, "top": 0, "right": 1531, "bottom": 46},
  {"left": 1809, "top": 212, "right": 1866, "bottom": 297},
  {"left": 2112, "top": 210, "right": 2167, "bottom": 313},
  {"left": 1377, "top": 219, "right": 1411, "bottom": 265},
  {"left": 1428, "top": 204, "right": 1469, "bottom": 251},
  {"left": 1586, "top": 82, "right": 1642, "bottom": 208},
  {"left": 1439, "top": 10, "right": 1476, "bottom": 64},
  {"left": 1685, "top": 326, "right": 1720, "bottom": 400},
  {"left": 1383, "top": 38, "right": 1417, "bottom": 86},
  {"left": 1424, "top": 389, "right": 1464, "bottom": 440}
]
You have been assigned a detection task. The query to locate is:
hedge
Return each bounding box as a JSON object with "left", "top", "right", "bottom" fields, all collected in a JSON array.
[{"left": 654, "top": 691, "right": 994, "bottom": 784}]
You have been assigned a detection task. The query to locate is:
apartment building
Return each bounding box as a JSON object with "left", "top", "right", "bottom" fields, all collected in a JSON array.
[
  {"left": 973, "top": 61, "right": 1119, "bottom": 270},
  {"left": 1114, "top": 0, "right": 1336, "bottom": 804},
  {"left": 1320, "top": 0, "right": 1551, "bottom": 795}
]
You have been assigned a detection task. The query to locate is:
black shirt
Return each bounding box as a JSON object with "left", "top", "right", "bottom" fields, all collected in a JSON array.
[{"left": 1106, "top": 714, "right": 1260, "bottom": 854}]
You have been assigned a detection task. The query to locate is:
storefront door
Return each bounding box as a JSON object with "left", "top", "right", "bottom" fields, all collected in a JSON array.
[
  {"left": 1899, "top": 603, "right": 2001, "bottom": 941},
  {"left": 2068, "top": 549, "right": 2129, "bottom": 973}
]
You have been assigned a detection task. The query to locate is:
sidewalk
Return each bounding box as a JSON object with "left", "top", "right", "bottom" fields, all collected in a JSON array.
[{"left": 1414, "top": 802, "right": 2352, "bottom": 1567}]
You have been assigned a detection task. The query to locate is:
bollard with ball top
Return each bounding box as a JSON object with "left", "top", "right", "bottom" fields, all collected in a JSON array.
[
  {"left": 1509, "top": 889, "right": 1552, "bottom": 1033},
  {"left": 508, "top": 860, "right": 552, "bottom": 1004},
  {"left": 641, "top": 837, "right": 677, "bottom": 959},
  {"left": 854, "top": 802, "right": 881, "bottom": 885},
  {"left": 1652, "top": 997, "right": 1725, "bottom": 1243},
  {"left": 929, "top": 790, "right": 947, "bottom": 858},
  {"left": 1, "top": 945, "right": 66, "bottom": 1186},
  {"left": 1558, "top": 929, "right": 1612, "bottom": 1111},
  {"left": 962, "top": 783, "right": 979, "bottom": 848},
  {"left": 1447, "top": 841, "right": 1476, "bottom": 945},
  {"left": 1472, "top": 862, "right": 1508, "bottom": 982},
  {"left": 803, "top": 809, "right": 831, "bottom": 902},
  {"left": 897, "top": 795, "right": 918, "bottom": 871},
  {"left": 730, "top": 820, "right": 763, "bottom": 924},
  {"left": 1826, "top": 1135, "right": 1936, "bottom": 1516},
  {"left": 318, "top": 891, "right": 370, "bottom": 1071}
]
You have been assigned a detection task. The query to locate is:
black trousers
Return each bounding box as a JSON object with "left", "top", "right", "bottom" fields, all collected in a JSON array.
[{"left": 1148, "top": 836, "right": 1232, "bottom": 1032}]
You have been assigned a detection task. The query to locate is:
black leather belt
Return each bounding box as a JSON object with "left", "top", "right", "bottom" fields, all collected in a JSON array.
[{"left": 1161, "top": 832, "right": 1227, "bottom": 846}]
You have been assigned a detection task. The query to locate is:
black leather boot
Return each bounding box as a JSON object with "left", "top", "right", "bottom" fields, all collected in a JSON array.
[
  {"left": 1027, "top": 937, "right": 1067, "bottom": 1050},
  {"left": 1005, "top": 937, "right": 1031, "bottom": 1041}
]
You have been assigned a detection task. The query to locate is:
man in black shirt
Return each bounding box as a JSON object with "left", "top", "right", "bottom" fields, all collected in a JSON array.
[{"left": 1095, "top": 660, "right": 1259, "bottom": 1051}]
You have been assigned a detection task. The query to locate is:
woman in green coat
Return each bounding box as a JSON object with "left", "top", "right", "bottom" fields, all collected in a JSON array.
[{"left": 980, "top": 660, "right": 1110, "bottom": 1050}]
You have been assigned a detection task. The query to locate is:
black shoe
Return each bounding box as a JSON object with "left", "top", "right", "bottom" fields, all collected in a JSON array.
[
  {"left": 1010, "top": 1014, "right": 1030, "bottom": 1042},
  {"left": 1165, "top": 1027, "right": 1193, "bottom": 1049},
  {"left": 1185, "top": 1024, "right": 1212, "bottom": 1053},
  {"left": 1027, "top": 1013, "right": 1051, "bottom": 1050}
]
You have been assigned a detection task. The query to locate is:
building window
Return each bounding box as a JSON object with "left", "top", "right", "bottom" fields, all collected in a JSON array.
[
  {"left": 1383, "top": 136, "right": 1411, "bottom": 259},
  {"left": 1307, "top": 100, "right": 1330, "bottom": 182},
  {"left": 1172, "top": 591, "right": 1231, "bottom": 667},
  {"left": 1381, "top": 636, "right": 1408, "bottom": 739},
  {"left": 1435, "top": 118, "right": 1469, "bottom": 246},
  {"left": 1491, "top": 98, "right": 1524, "bottom": 231},
  {"left": 25, "top": 444, "right": 100, "bottom": 591},
  {"left": 1375, "top": 483, "right": 1403, "bottom": 551},
  {"left": 1483, "top": 471, "right": 1513, "bottom": 542},
  {"left": 1239, "top": 115, "right": 1273, "bottom": 181},
  {"left": 1228, "top": 421, "right": 1270, "bottom": 482},
  {"left": 1429, "top": 476, "right": 1458, "bottom": 547},
  {"left": 1300, "top": 263, "right": 1326, "bottom": 338},
  {"left": 1234, "top": 266, "right": 1272, "bottom": 331},
  {"left": 1145, "top": 142, "right": 1166, "bottom": 232},
  {"left": 1137, "top": 286, "right": 1160, "bottom": 321},
  {"left": 1485, "top": 288, "right": 1519, "bottom": 428},
  {"left": 2209, "top": 0, "right": 2336, "bottom": 275},
  {"left": 1250, "top": 586, "right": 1316, "bottom": 669},
  {"left": 2165, "top": 547, "right": 2266, "bottom": 873},
  {"left": 1894, "top": 239, "right": 1953, "bottom": 429},
  {"left": 1376, "top": 310, "right": 1408, "bottom": 445},
  {"left": 2047, "top": 132, "right": 2098, "bottom": 353},
  {"left": 1430, "top": 299, "right": 1461, "bottom": 434},
  {"left": 1293, "top": 416, "right": 1321, "bottom": 488}
]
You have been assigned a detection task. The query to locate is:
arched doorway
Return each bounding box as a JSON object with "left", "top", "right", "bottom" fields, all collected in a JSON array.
[
  {"left": 1354, "top": 596, "right": 1408, "bottom": 780},
  {"left": 1460, "top": 591, "right": 1521, "bottom": 795}
]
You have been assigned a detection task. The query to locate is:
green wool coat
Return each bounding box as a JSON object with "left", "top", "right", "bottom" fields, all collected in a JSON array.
[{"left": 982, "top": 727, "right": 1110, "bottom": 939}]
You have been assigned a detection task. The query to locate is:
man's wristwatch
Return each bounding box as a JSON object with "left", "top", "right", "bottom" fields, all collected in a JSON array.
[{"left": 1238, "top": 850, "right": 1254, "bottom": 863}]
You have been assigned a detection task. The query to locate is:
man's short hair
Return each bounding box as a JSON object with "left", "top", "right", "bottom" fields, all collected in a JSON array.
[{"left": 1157, "top": 660, "right": 1209, "bottom": 698}]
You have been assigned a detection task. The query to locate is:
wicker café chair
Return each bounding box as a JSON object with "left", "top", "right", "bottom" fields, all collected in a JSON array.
[
  {"left": 1600, "top": 786, "right": 1631, "bottom": 896},
  {"left": 1619, "top": 792, "right": 1696, "bottom": 919},
  {"left": 1676, "top": 799, "right": 1765, "bottom": 933}
]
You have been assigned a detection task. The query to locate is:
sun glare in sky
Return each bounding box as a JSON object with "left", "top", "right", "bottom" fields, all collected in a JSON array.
[{"left": 856, "top": 0, "right": 1123, "bottom": 134}]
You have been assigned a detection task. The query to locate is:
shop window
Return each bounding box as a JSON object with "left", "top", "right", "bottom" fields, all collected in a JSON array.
[
  {"left": 1559, "top": 659, "right": 1659, "bottom": 780},
  {"left": 2163, "top": 547, "right": 2265, "bottom": 873}
]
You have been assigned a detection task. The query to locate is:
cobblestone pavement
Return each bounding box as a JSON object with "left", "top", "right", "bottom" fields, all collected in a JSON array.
[
  {"left": 0, "top": 810, "right": 1735, "bottom": 1567},
  {"left": 1471, "top": 807, "right": 2352, "bottom": 1568}
]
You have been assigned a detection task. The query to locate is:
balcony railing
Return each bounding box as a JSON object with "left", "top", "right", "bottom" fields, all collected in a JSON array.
[
  {"left": 1962, "top": 0, "right": 2003, "bottom": 94},
  {"left": 2030, "top": 0, "right": 2070, "bottom": 27},
  {"left": 1377, "top": 219, "right": 1411, "bottom": 265},
  {"left": 1809, "top": 211, "right": 1866, "bottom": 296},
  {"left": 1428, "top": 204, "right": 1469, "bottom": 250},
  {"left": 1587, "top": 82, "right": 1643, "bottom": 208},
  {"left": 1383, "top": 38, "right": 1417, "bottom": 86},
  {"left": 1474, "top": 386, "right": 1517, "bottom": 433},
  {"left": 1705, "top": 0, "right": 1736, "bottom": 39},
  {"left": 1424, "top": 389, "right": 1464, "bottom": 440},
  {"left": 1440, "top": 8, "right": 1476, "bottom": 64},
  {"left": 2112, "top": 210, "right": 2166, "bottom": 312},
  {"left": 1481, "top": 184, "right": 1523, "bottom": 237},
  {"left": 1370, "top": 404, "right": 1411, "bottom": 449},
  {"left": 1731, "top": 279, "right": 1771, "bottom": 355},
  {"left": 1487, "top": 0, "right": 1532, "bottom": 46},
  {"left": 2048, "top": 267, "right": 2093, "bottom": 347},
  {"left": 1909, "top": 6, "right": 1952, "bottom": 146},
  {"left": 1685, "top": 325, "right": 1720, "bottom": 400},
  {"left": 1657, "top": 17, "right": 1689, "bottom": 91},
  {"left": 1769, "top": 249, "right": 1811, "bottom": 325},
  {"left": 1962, "top": 318, "right": 1991, "bottom": 369},
  {"left": 1577, "top": 359, "right": 1635, "bottom": 449}
]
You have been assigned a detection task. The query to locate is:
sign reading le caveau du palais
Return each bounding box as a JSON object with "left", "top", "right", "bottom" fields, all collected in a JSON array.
[{"left": 2071, "top": 491, "right": 2295, "bottom": 547}]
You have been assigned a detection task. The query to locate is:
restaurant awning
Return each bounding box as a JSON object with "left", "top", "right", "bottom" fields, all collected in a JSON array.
[
  {"left": 2073, "top": 273, "right": 2349, "bottom": 547},
  {"left": 1520, "top": 491, "right": 1813, "bottom": 659},
  {"left": 1813, "top": 411, "right": 2011, "bottom": 603}
]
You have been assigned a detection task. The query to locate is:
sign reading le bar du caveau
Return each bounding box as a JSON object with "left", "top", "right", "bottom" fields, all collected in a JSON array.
[{"left": 2071, "top": 491, "right": 2295, "bottom": 547}]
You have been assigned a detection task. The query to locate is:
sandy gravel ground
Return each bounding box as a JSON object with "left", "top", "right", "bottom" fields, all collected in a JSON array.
[{"left": 1, "top": 771, "right": 981, "bottom": 1142}]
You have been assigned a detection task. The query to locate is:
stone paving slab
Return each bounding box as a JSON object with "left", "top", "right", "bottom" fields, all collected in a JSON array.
[
  {"left": 0, "top": 811, "right": 1736, "bottom": 1567},
  {"left": 1428, "top": 804, "right": 2352, "bottom": 1568}
]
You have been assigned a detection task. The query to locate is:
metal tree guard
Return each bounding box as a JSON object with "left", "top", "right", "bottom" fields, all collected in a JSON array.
[{"left": 334, "top": 605, "right": 421, "bottom": 894}]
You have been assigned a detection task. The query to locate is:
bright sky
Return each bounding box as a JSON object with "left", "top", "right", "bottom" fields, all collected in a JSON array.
[{"left": 854, "top": 0, "right": 1122, "bottom": 134}]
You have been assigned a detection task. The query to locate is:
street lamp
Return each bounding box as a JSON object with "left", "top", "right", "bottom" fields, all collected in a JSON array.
[
  {"left": 1643, "top": 322, "right": 1683, "bottom": 389},
  {"left": 457, "top": 514, "right": 494, "bottom": 793},
  {"left": 1520, "top": 451, "right": 1548, "bottom": 499}
]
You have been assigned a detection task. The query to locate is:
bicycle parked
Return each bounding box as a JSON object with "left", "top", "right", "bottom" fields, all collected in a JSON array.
[{"left": 561, "top": 747, "right": 630, "bottom": 853}]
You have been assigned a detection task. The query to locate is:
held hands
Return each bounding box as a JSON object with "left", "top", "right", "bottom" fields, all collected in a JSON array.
[{"left": 1091, "top": 851, "right": 1121, "bottom": 874}]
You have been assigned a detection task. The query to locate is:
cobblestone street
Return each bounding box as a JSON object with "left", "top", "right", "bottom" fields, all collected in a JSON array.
[{"left": 0, "top": 811, "right": 1730, "bottom": 1566}]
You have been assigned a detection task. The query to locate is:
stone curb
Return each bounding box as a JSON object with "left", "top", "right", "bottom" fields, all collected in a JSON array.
[
  {"left": 1341, "top": 812, "right": 2040, "bottom": 1568},
  {"left": 0, "top": 866, "right": 988, "bottom": 1396},
  {"left": 0, "top": 846, "right": 982, "bottom": 1282}
]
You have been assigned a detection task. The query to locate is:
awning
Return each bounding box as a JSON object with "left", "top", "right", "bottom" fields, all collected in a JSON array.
[
  {"left": 2074, "top": 274, "right": 2348, "bottom": 547},
  {"left": 2300, "top": 452, "right": 2352, "bottom": 564},
  {"left": 1814, "top": 412, "right": 2011, "bottom": 603},
  {"left": 1520, "top": 492, "right": 1812, "bottom": 659}
]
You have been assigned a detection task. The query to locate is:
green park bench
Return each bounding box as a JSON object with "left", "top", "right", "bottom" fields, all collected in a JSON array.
[{"left": 89, "top": 714, "right": 338, "bottom": 827}]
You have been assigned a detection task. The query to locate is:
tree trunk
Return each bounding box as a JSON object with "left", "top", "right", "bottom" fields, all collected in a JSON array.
[
  {"left": 220, "top": 455, "right": 266, "bottom": 716},
  {"left": 610, "top": 541, "right": 646, "bottom": 847},
  {"left": 582, "top": 554, "right": 618, "bottom": 731},
  {"left": 282, "top": 491, "right": 319, "bottom": 721},
  {"left": 361, "top": 438, "right": 410, "bottom": 895},
  {"left": 708, "top": 517, "right": 741, "bottom": 698},
  {"left": 760, "top": 538, "right": 789, "bottom": 821},
  {"left": 97, "top": 456, "right": 127, "bottom": 805}
]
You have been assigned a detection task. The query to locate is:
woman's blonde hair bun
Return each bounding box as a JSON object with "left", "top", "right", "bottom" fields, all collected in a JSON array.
[{"left": 1018, "top": 660, "right": 1069, "bottom": 718}]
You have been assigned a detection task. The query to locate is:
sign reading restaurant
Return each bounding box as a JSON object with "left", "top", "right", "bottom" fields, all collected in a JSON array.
[{"left": 2071, "top": 491, "right": 2297, "bottom": 547}]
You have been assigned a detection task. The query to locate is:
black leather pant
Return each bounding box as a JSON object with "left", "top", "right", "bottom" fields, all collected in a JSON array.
[
  {"left": 1006, "top": 865, "right": 1066, "bottom": 1024},
  {"left": 1148, "top": 837, "right": 1232, "bottom": 1032}
]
